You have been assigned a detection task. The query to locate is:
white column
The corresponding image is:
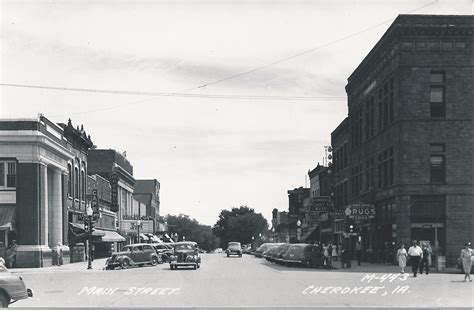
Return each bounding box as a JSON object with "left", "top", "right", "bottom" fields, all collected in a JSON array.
[
  {"left": 40, "top": 163, "right": 48, "bottom": 246},
  {"left": 50, "top": 168, "right": 63, "bottom": 246}
]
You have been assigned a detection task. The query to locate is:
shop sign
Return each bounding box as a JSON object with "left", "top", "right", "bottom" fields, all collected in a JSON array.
[
  {"left": 110, "top": 173, "right": 119, "bottom": 212},
  {"left": 311, "top": 196, "right": 331, "bottom": 211},
  {"left": 329, "top": 210, "right": 346, "bottom": 219},
  {"left": 345, "top": 203, "right": 375, "bottom": 220}
]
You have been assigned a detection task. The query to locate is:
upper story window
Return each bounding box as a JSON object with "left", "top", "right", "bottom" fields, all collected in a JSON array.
[
  {"left": 430, "top": 71, "right": 445, "bottom": 118},
  {"left": 67, "top": 164, "right": 72, "bottom": 197},
  {"left": 0, "top": 161, "right": 16, "bottom": 189},
  {"left": 430, "top": 143, "right": 446, "bottom": 184},
  {"left": 74, "top": 167, "right": 79, "bottom": 200}
]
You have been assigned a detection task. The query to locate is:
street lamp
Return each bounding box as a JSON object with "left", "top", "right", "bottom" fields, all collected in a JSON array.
[
  {"left": 136, "top": 220, "right": 142, "bottom": 243},
  {"left": 86, "top": 204, "right": 93, "bottom": 270}
]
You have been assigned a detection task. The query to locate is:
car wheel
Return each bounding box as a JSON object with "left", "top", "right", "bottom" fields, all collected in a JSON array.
[
  {"left": 151, "top": 257, "right": 158, "bottom": 266},
  {"left": 197, "top": 263, "right": 200, "bottom": 269},
  {"left": 193, "top": 264, "right": 197, "bottom": 270},
  {"left": 227, "top": 254, "right": 229, "bottom": 257},
  {"left": 0, "top": 292, "right": 10, "bottom": 308},
  {"left": 121, "top": 259, "right": 130, "bottom": 269}
]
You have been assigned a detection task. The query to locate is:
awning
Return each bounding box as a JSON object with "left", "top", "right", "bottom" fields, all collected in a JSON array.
[
  {"left": 0, "top": 206, "right": 15, "bottom": 228},
  {"left": 301, "top": 225, "right": 319, "bottom": 241},
  {"left": 100, "top": 230, "right": 125, "bottom": 242},
  {"left": 68, "top": 222, "right": 105, "bottom": 237},
  {"left": 139, "top": 233, "right": 149, "bottom": 241}
]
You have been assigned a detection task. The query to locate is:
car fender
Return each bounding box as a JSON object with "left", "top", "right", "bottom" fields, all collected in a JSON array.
[{"left": 117, "top": 255, "right": 136, "bottom": 265}]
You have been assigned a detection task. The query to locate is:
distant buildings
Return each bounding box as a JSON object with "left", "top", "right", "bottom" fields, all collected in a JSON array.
[{"left": 273, "top": 14, "right": 473, "bottom": 267}]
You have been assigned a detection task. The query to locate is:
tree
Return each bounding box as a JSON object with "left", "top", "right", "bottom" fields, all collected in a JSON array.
[
  {"left": 213, "top": 206, "right": 268, "bottom": 248},
  {"left": 165, "top": 214, "right": 219, "bottom": 251}
]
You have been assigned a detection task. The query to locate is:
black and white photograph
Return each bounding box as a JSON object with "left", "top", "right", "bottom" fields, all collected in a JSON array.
[{"left": 0, "top": 0, "right": 472, "bottom": 308}]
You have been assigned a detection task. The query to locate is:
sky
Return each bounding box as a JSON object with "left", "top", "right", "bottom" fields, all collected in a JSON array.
[{"left": 0, "top": 0, "right": 470, "bottom": 226}]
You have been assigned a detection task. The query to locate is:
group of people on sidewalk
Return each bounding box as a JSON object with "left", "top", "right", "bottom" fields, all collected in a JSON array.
[
  {"left": 396, "top": 240, "right": 432, "bottom": 277},
  {"left": 396, "top": 240, "right": 474, "bottom": 281}
]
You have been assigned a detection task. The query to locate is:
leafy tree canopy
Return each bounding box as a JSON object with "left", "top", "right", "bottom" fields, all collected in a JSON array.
[
  {"left": 213, "top": 206, "right": 268, "bottom": 248},
  {"left": 165, "top": 214, "right": 219, "bottom": 251}
]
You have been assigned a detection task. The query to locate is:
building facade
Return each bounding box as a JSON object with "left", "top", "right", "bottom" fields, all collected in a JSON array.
[
  {"left": 287, "top": 187, "right": 310, "bottom": 243},
  {"left": 332, "top": 14, "right": 473, "bottom": 266},
  {"left": 0, "top": 115, "right": 93, "bottom": 267}
]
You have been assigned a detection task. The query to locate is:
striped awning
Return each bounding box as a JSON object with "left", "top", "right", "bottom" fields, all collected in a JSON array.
[{"left": 0, "top": 206, "right": 15, "bottom": 228}]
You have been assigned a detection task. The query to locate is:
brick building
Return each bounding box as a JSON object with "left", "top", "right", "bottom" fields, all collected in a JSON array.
[
  {"left": 287, "top": 187, "right": 310, "bottom": 243},
  {"left": 331, "top": 14, "right": 473, "bottom": 266},
  {"left": 88, "top": 151, "right": 156, "bottom": 246}
]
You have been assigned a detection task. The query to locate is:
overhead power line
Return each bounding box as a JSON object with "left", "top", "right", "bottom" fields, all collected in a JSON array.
[
  {"left": 176, "top": 0, "right": 439, "bottom": 93},
  {"left": 0, "top": 83, "right": 345, "bottom": 101}
]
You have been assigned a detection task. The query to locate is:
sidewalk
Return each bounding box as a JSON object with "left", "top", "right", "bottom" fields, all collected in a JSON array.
[
  {"left": 11, "top": 258, "right": 109, "bottom": 273},
  {"left": 329, "top": 259, "right": 458, "bottom": 274}
]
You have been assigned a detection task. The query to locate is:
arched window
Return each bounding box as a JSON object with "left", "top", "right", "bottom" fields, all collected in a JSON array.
[
  {"left": 81, "top": 170, "right": 85, "bottom": 201},
  {"left": 74, "top": 167, "right": 79, "bottom": 200},
  {"left": 67, "top": 164, "right": 72, "bottom": 197}
]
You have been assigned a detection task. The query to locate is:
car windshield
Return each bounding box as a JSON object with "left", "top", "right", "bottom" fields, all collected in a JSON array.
[
  {"left": 228, "top": 242, "right": 241, "bottom": 247},
  {"left": 175, "top": 244, "right": 194, "bottom": 251}
]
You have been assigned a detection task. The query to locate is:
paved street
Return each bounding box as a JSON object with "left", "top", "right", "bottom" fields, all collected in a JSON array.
[{"left": 10, "top": 253, "right": 474, "bottom": 308}]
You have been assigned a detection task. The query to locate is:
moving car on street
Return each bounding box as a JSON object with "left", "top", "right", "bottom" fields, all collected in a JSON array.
[
  {"left": 226, "top": 242, "right": 242, "bottom": 257},
  {"left": 105, "top": 243, "right": 161, "bottom": 270},
  {"left": 0, "top": 262, "right": 33, "bottom": 308},
  {"left": 170, "top": 241, "right": 201, "bottom": 270}
]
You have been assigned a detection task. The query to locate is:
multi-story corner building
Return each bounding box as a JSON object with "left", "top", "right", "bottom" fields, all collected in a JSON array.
[
  {"left": 331, "top": 14, "right": 473, "bottom": 266},
  {"left": 303, "top": 164, "right": 334, "bottom": 244},
  {"left": 87, "top": 149, "right": 143, "bottom": 246},
  {"left": 0, "top": 115, "right": 93, "bottom": 267},
  {"left": 287, "top": 187, "right": 310, "bottom": 243}
]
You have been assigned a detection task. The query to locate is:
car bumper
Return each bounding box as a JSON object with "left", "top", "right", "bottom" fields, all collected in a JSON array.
[{"left": 170, "top": 262, "right": 197, "bottom": 266}]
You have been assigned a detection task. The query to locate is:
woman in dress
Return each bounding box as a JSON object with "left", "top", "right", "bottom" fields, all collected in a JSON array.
[
  {"left": 460, "top": 242, "right": 473, "bottom": 282},
  {"left": 397, "top": 244, "right": 407, "bottom": 274}
]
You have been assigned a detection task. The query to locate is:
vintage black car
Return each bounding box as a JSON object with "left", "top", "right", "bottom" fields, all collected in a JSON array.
[
  {"left": 105, "top": 243, "right": 161, "bottom": 270},
  {"left": 226, "top": 242, "right": 242, "bottom": 257},
  {"left": 169, "top": 241, "right": 201, "bottom": 270},
  {"left": 279, "top": 244, "right": 324, "bottom": 268}
]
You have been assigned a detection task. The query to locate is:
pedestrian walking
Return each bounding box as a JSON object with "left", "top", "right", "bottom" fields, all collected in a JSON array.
[
  {"left": 419, "top": 244, "right": 430, "bottom": 275},
  {"left": 56, "top": 242, "right": 63, "bottom": 266},
  {"left": 407, "top": 240, "right": 423, "bottom": 277},
  {"left": 323, "top": 244, "right": 329, "bottom": 269},
  {"left": 397, "top": 244, "right": 407, "bottom": 274},
  {"left": 332, "top": 243, "right": 338, "bottom": 262},
  {"left": 355, "top": 242, "right": 362, "bottom": 266},
  {"left": 460, "top": 242, "right": 473, "bottom": 282},
  {"left": 6, "top": 240, "right": 18, "bottom": 269},
  {"left": 327, "top": 242, "right": 333, "bottom": 269}
]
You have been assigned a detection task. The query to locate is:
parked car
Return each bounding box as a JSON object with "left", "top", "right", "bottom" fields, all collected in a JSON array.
[
  {"left": 0, "top": 263, "right": 33, "bottom": 307},
  {"left": 273, "top": 243, "right": 292, "bottom": 264},
  {"left": 105, "top": 244, "right": 161, "bottom": 270},
  {"left": 170, "top": 241, "right": 201, "bottom": 270},
  {"left": 263, "top": 243, "right": 285, "bottom": 262},
  {"left": 151, "top": 243, "right": 174, "bottom": 262},
  {"left": 279, "top": 244, "right": 324, "bottom": 268},
  {"left": 254, "top": 243, "right": 274, "bottom": 258},
  {"left": 226, "top": 242, "right": 242, "bottom": 257}
]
